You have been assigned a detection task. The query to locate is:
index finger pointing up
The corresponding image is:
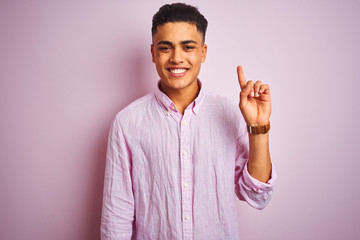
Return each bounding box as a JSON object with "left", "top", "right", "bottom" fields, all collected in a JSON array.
[{"left": 237, "top": 65, "right": 246, "bottom": 90}]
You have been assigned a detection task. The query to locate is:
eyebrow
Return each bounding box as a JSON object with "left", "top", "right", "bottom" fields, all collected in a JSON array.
[
  {"left": 156, "top": 40, "right": 198, "bottom": 46},
  {"left": 181, "top": 40, "right": 198, "bottom": 45}
]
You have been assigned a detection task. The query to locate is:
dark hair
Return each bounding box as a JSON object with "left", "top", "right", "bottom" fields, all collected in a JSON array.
[{"left": 152, "top": 3, "right": 208, "bottom": 43}]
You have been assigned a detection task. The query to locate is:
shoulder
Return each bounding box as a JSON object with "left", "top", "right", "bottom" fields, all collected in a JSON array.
[{"left": 114, "top": 92, "right": 156, "bottom": 124}]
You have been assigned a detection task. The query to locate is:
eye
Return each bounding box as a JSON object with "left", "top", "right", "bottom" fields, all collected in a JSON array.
[
  {"left": 158, "top": 46, "right": 170, "bottom": 52},
  {"left": 183, "top": 45, "right": 195, "bottom": 51}
]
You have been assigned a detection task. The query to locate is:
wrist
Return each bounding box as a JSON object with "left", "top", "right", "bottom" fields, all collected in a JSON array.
[{"left": 247, "top": 122, "right": 270, "bottom": 134}]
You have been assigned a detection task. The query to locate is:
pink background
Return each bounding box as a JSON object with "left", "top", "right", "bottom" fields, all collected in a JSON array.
[{"left": 1, "top": 1, "right": 359, "bottom": 239}]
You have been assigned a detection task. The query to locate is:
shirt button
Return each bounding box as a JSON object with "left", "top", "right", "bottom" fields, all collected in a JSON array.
[
  {"left": 253, "top": 187, "right": 262, "bottom": 192},
  {"left": 171, "top": 105, "right": 176, "bottom": 110},
  {"left": 185, "top": 215, "right": 190, "bottom": 221},
  {"left": 182, "top": 121, "right": 187, "bottom": 125},
  {"left": 183, "top": 183, "right": 188, "bottom": 188},
  {"left": 182, "top": 151, "right": 187, "bottom": 157}
]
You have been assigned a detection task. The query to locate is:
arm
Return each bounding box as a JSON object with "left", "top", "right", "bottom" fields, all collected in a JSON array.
[
  {"left": 248, "top": 133, "right": 271, "bottom": 182},
  {"left": 234, "top": 122, "right": 276, "bottom": 210},
  {"left": 237, "top": 65, "right": 272, "bottom": 183},
  {"left": 234, "top": 66, "right": 276, "bottom": 209},
  {"left": 101, "top": 115, "right": 134, "bottom": 239}
]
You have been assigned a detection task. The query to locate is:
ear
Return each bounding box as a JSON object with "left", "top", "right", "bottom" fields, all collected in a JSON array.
[
  {"left": 151, "top": 44, "right": 155, "bottom": 63},
  {"left": 201, "top": 44, "right": 207, "bottom": 63}
]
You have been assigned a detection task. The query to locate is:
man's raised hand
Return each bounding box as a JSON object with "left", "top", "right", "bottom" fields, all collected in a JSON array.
[{"left": 237, "top": 65, "right": 271, "bottom": 126}]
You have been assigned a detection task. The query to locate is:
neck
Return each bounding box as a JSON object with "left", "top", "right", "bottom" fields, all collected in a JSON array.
[{"left": 160, "top": 80, "right": 200, "bottom": 115}]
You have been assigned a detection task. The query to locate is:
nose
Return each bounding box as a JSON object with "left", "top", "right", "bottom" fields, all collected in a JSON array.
[{"left": 169, "top": 47, "right": 183, "bottom": 64}]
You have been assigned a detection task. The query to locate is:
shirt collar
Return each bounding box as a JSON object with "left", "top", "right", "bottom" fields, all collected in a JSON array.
[{"left": 154, "top": 79, "right": 205, "bottom": 115}]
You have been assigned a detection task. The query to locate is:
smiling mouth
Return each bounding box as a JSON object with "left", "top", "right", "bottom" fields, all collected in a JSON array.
[
  {"left": 169, "top": 68, "right": 187, "bottom": 74},
  {"left": 167, "top": 68, "right": 189, "bottom": 76}
]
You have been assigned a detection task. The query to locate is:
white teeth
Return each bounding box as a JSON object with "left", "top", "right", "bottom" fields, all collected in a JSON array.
[{"left": 170, "top": 69, "right": 186, "bottom": 74}]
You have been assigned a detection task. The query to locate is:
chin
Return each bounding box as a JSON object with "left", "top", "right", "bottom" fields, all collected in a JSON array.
[
  {"left": 163, "top": 81, "right": 184, "bottom": 90},
  {"left": 168, "top": 78, "right": 194, "bottom": 89}
]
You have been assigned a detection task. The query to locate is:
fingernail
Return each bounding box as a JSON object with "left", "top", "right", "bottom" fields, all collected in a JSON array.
[
  {"left": 251, "top": 92, "right": 254, "bottom": 97},
  {"left": 256, "top": 93, "right": 259, "bottom": 97}
]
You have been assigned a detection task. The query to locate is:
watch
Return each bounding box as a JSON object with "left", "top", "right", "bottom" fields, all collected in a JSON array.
[{"left": 247, "top": 123, "right": 270, "bottom": 134}]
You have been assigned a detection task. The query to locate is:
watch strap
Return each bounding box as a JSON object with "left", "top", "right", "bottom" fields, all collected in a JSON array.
[{"left": 247, "top": 123, "right": 270, "bottom": 134}]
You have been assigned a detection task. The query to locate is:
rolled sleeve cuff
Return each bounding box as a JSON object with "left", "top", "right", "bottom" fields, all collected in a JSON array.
[{"left": 243, "top": 163, "right": 277, "bottom": 193}]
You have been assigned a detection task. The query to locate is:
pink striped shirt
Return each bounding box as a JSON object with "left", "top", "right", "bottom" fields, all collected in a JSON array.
[{"left": 101, "top": 82, "right": 276, "bottom": 240}]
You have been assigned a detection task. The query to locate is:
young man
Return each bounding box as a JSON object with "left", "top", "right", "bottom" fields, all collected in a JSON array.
[{"left": 101, "top": 3, "right": 276, "bottom": 240}]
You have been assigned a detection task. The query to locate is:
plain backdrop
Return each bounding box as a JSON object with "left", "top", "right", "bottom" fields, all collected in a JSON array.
[{"left": 1, "top": 1, "right": 359, "bottom": 239}]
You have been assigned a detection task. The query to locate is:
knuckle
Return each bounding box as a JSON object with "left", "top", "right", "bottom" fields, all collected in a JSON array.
[{"left": 262, "top": 85, "right": 270, "bottom": 91}]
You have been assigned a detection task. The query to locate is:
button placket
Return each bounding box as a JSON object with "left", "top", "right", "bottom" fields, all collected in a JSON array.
[{"left": 179, "top": 110, "right": 193, "bottom": 239}]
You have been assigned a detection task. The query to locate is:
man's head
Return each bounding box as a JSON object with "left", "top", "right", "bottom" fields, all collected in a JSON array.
[
  {"left": 151, "top": 3, "right": 207, "bottom": 94},
  {"left": 150, "top": 4, "right": 208, "bottom": 95},
  {"left": 152, "top": 3, "right": 208, "bottom": 44}
]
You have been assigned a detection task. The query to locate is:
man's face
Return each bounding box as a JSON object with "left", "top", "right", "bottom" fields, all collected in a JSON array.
[{"left": 151, "top": 22, "right": 207, "bottom": 93}]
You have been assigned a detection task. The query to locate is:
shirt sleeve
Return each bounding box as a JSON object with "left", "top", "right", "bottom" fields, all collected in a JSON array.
[
  {"left": 234, "top": 127, "right": 277, "bottom": 210},
  {"left": 101, "top": 115, "right": 135, "bottom": 239}
]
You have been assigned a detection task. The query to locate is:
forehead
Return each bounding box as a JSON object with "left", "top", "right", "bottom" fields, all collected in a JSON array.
[{"left": 153, "top": 22, "right": 202, "bottom": 43}]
